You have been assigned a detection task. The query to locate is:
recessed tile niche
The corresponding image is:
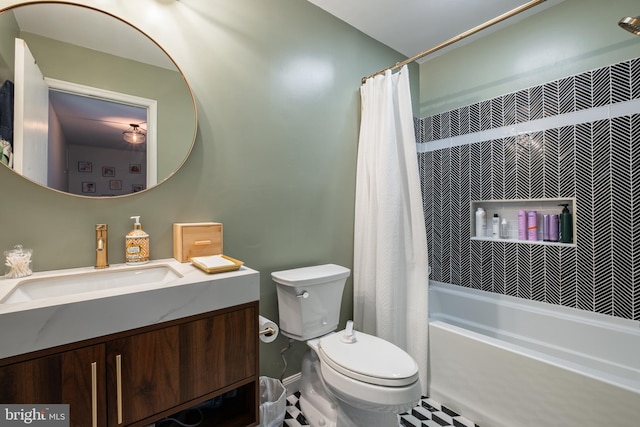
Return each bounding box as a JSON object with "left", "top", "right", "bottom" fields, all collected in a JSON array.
[{"left": 470, "top": 198, "right": 576, "bottom": 246}]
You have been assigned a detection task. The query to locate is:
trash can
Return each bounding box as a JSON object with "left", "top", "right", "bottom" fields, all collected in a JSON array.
[{"left": 258, "top": 376, "right": 286, "bottom": 427}]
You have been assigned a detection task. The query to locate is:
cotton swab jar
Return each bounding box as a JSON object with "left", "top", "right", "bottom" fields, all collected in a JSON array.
[{"left": 4, "top": 245, "right": 33, "bottom": 279}]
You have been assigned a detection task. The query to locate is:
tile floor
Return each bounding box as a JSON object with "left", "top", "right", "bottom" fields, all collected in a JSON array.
[{"left": 284, "top": 392, "right": 479, "bottom": 427}]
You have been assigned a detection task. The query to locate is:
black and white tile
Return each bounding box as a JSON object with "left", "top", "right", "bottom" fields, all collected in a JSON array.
[
  {"left": 284, "top": 392, "right": 479, "bottom": 427},
  {"left": 284, "top": 392, "right": 310, "bottom": 426},
  {"left": 416, "top": 57, "right": 640, "bottom": 321}
]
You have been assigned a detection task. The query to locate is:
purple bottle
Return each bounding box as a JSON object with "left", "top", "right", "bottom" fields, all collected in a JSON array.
[
  {"left": 527, "top": 211, "right": 538, "bottom": 241},
  {"left": 543, "top": 214, "right": 550, "bottom": 241},
  {"left": 518, "top": 210, "right": 528, "bottom": 240},
  {"left": 549, "top": 214, "right": 559, "bottom": 242}
]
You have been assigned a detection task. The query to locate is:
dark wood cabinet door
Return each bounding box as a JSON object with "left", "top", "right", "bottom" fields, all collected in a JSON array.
[
  {"left": 0, "top": 344, "right": 106, "bottom": 427},
  {"left": 180, "top": 306, "right": 257, "bottom": 401},
  {"left": 106, "top": 327, "right": 180, "bottom": 427},
  {"left": 61, "top": 345, "right": 107, "bottom": 427}
]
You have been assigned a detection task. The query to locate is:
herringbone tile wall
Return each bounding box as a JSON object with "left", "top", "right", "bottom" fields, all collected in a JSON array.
[{"left": 417, "top": 57, "right": 640, "bottom": 321}]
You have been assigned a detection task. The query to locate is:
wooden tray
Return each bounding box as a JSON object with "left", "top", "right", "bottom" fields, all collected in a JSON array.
[{"left": 191, "top": 254, "right": 244, "bottom": 274}]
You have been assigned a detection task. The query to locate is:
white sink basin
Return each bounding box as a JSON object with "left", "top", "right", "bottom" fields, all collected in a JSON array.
[
  {"left": 0, "top": 258, "right": 260, "bottom": 361},
  {"left": 1, "top": 264, "right": 183, "bottom": 304}
]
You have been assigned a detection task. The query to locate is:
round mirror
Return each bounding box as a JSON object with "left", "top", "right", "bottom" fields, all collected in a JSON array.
[{"left": 0, "top": 2, "right": 197, "bottom": 197}]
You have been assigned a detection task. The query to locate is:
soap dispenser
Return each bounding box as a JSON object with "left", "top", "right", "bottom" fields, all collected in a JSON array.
[
  {"left": 125, "top": 216, "right": 149, "bottom": 265},
  {"left": 558, "top": 204, "right": 573, "bottom": 244}
]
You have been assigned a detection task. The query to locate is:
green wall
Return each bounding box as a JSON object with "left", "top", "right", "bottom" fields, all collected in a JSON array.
[
  {"left": 0, "top": 0, "right": 405, "bottom": 379},
  {"left": 419, "top": 0, "right": 640, "bottom": 117}
]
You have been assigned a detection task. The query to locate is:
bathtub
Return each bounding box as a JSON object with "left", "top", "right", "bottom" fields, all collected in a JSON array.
[{"left": 428, "top": 282, "right": 640, "bottom": 427}]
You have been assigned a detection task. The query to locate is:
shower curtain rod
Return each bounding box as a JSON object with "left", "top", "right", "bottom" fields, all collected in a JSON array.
[{"left": 361, "top": 0, "right": 547, "bottom": 84}]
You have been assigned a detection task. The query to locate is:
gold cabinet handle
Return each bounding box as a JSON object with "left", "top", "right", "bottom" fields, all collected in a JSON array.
[
  {"left": 194, "top": 240, "right": 212, "bottom": 246},
  {"left": 116, "top": 354, "right": 123, "bottom": 425},
  {"left": 91, "top": 362, "right": 98, "bottom": 427}
]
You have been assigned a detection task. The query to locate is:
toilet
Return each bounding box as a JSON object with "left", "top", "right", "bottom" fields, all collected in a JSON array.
[{"left": 272, "top": 264, "right": 421, "bottom": 427}]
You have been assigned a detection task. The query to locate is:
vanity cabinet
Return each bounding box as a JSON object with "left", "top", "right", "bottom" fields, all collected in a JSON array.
[{"left": 0, "top": 302, "right": 259, "bottom": 427}]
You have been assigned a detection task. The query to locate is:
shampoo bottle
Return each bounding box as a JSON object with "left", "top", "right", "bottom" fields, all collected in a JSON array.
[
  {"left": 126, "top": 216, "right": 149, "bottom": 265},
  {"left": 475, "top": 207, "right": 487, "bottom": 238},
  {"left": 549, "top": 214, "right": 559, "bottom": 242},
  {"left": 527, "top": 211, "right": 538, "bottom": 241},
  {"left": 543, "top": 214, "right": 550, "bottom": 241},
  {"left": 558, "top": 204, "right": 573, "bottom": 243},
  {"left": 492, "top": 214, "right": 500, "bottom": 238},
  {"left": 518, "top": 210, "right": 527, "bottom": 240},
  {"left": 500, "top": 218, "right": 509, "bottom": 239}
]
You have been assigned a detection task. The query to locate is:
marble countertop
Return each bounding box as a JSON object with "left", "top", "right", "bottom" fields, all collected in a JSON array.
[{"left": 0, "top": 258, "right": 260, "bottom": 360}]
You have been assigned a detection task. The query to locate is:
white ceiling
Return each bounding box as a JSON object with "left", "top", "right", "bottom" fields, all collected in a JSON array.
[
  {"left": 12, "top": 4, "right": 174, "bottom": 70},
  {"left": 307, "top": 0, "right": 564, "bottom": 64}
]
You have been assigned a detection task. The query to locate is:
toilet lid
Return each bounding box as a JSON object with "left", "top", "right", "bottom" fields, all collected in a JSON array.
[{"left": 318, "top": 330, "right": 419, "bottom": 387}]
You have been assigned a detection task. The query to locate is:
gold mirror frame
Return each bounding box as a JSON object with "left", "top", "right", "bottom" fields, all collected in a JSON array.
[{"left": 0, "top": 1, "right": 197, "bottom": 198}]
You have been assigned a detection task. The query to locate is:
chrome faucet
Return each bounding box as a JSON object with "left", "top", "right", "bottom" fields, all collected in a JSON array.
[{"left": 95, "top": 224, "right": 109, "bottom": 269}]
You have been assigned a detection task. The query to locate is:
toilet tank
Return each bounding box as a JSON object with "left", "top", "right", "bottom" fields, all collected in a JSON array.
[{"left": 272, "top": 264, "right": 350, "bottom": 341}]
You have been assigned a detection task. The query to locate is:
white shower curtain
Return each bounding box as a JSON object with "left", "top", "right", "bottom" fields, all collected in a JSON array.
[{"left": 353, "top": 65, "right": 429, "bottom": 396}]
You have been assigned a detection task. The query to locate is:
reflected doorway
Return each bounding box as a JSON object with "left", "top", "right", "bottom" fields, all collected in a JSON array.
[{"left": 49, "top": 89, "right": 149, "bottom": 196}]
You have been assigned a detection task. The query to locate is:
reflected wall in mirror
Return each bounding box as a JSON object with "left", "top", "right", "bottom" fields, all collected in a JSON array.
[{"left": 0, "top": 2, "right": 196, "bottom": 197}]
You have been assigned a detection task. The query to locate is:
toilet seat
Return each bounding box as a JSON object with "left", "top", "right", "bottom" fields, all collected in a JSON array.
[{"left": 317, "top": 329, "right": 419, "bottom": 387}]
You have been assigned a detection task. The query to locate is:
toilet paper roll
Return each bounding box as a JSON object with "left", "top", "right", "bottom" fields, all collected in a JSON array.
[{"left": 258, "top": 315, "right": 279, "bottom": 343}]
